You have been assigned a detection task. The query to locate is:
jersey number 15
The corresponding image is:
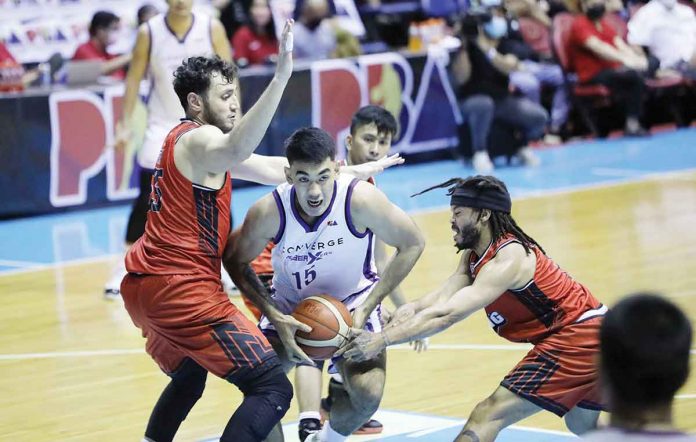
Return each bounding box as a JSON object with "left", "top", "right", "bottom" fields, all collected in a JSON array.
[{"left": 292, "top": 267, "right": 316, "bottom": 290}]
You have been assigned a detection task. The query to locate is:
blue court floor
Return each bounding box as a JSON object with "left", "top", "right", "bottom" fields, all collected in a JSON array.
[{"left": 1, "top": 127, "right": 696, "bottom": 272}]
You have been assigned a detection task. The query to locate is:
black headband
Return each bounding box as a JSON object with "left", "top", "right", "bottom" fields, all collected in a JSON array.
[
  {"left": 450, "top": 186, "right": 511, "bottom": 213},
  {"left": 411, "top": 177, "right": 512, "bottom": 213}
]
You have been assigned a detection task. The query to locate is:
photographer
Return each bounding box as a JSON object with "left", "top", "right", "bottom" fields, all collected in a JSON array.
[{"left": 452, "top": 7, "right": 547, "bottom": 172}]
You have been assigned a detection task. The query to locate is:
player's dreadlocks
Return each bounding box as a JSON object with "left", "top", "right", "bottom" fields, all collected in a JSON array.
[{"left": 413, "top": 176, "right": 545, "bottom": 255}]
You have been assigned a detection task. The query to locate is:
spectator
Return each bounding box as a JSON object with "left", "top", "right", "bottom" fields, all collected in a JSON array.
[
  {"left": 452, "top": 11, "right": 547, "bottom": 172},
  {"left": 214, "top": 0, "right": 251, "bottom": 39},
  {"left": 231, "top": 0, "right": 278, "bottom": 66},
  {"left": 293, "top": 0, "right": 337, "bottom": 59},
  {"left": 582, "top": 293, "right": 695, "bottom": 441},
  {"left": 137, "top": 4, "right": 159, "bottom": 26},
  {"left": 568, "top": 0, "right": 652, "bottom": 136},
  {"left": 0, "top": 41, "right": 40, "bottom": 89},
  {"left": 501, "top": 0, "right": 569, "bottom": 139},
  {"left": 73, "top": 11, "right": 131, "bottom": 79},
  {"left": 627, "top": 0, "right": 696, "bottom": 80}
]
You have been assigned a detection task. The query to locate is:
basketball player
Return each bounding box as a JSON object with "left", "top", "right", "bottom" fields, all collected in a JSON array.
[
  {"left": 339, "top": 175, "right": 608, "bottom": 441},
  {"left": 224, "top": 127, "right": 425, "bottom": 442},
  {"left": 582, "top": 293, "right": 695, "bottom": 441},
  {"left": 119, "top": 23, "right": 304, "bottom": 441},
  {"left": 105, "top": 0, "right": 233, "bottom": 297},
  {"left": 234, "top": 105, "right": 426, "bottom": 440}
]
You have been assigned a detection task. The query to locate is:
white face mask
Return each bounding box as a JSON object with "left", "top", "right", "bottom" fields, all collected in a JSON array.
[{"left": 657, "top": 0, "right": 677, "bottom": 10}]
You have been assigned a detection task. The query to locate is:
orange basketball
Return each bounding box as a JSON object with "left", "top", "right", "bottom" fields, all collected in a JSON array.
[{"left": 292, "top": 294, "right": 353, "bottom": 360}]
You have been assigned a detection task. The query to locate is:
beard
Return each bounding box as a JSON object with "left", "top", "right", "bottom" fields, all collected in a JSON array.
[
  {"left": 202, "top": 105, "right": 234, "bottom": 133},
  {"left": 454, "top": 224, "right": 481, "bottom": 252}
]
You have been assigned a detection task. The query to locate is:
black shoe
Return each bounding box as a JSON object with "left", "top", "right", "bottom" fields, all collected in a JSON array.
[
  {"left": 354, "top": 418, "right": 384, "bottom": 435},
  {"left": 298, "top": 418, "right": 322, "bottom": 442}
]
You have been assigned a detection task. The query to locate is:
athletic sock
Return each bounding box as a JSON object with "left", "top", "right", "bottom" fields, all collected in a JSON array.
[
  {"left": 299, "top": 411, "right": 322, "bottom": 421},
  {"left": 318, "top": 420, "right": 347, "bottom": 442}
]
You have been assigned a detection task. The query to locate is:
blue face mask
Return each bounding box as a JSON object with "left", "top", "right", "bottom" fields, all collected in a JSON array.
[{"left": 484, "top": 16, "right": 508, "bottom": 39}]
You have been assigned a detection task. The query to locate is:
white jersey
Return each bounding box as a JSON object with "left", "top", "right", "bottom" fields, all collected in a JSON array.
[
  {"left": 139, "top": 12, "right": 215, "bottom": 169},
  {"left": 582, "top": 428, "right": 696, "bottom": 442},
  {"left": 269, "top": 174, "right": 379, "bottom": 314}
]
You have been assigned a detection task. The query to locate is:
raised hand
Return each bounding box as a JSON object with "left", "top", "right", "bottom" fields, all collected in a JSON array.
[
  {"left": 275, "top": 19, "right": 294, "bottom": 83},
  {"left": 345, "top": 153, "right": 405, "bottom": 180}
]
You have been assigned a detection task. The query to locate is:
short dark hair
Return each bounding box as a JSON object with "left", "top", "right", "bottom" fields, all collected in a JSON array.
[
  {"left": 137, "top": 4, "right": 158, "bottom": 26},
  {"left": 350, "top": 105, "right": 398, "bottom": 137},
  {"left": 173, "top": 56, "right": 238, "bottom": 112},
  {"left": 601, "top": 293, "right": 692, "bottom": 407},
  {"left": 89, "top": 11, "right": 120, "bottom": 37},
  {"left": 285, "top": 127, "right": 336, "bottom": 165}
]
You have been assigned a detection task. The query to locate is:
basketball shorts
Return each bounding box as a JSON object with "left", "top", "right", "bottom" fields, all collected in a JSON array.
[
  {"left": 121, "top": 273, "right": 281, "bottom": 384},
  {"left": 501, "top": 316, "right": 607, "bottom": 416},
  {"left": 258, "top": 283, "right": 383, "bottom": 380},
  {"left": 138, "top": 121, "right": 171, "bottom": 169}
]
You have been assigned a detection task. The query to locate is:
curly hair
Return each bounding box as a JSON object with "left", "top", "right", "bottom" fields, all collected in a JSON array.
[{"left": 173, "top": 56, "right": 238, "bottom": 112}]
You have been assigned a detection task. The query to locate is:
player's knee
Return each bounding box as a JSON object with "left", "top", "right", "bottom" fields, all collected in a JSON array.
[
  {"left": 564, "top": 409, "right": 598, "bottom": 435},
  {"left": 171, "top": 360, "right": 207, "bottom": 400},
  {"left": 469, "top": 395, "right": 499, "bottom": 426},
  {"left": 348, "top": 376, "right": 383, "bottom": 415},
  {"left": 240, "top": 366, "right": 293, "bottom": 414}
]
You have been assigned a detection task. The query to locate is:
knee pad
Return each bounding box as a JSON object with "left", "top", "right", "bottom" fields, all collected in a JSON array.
[
  {"left": 240, "top": 365, "right": 293, "bottom": 412},
  {"left": 171, "top": 360, "right": 207, "bottom": 399}
]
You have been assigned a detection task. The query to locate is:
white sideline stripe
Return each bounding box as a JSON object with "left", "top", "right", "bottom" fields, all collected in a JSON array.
[
  {"left": 0, "top": 349, "right": 146, "bottom": 360},
  {"left": 2, "top": 168, "right": 696, "bottom": 277},
  {"left": 4, "top": 345, "right": 696, "bottom": 361},
  {"left": 591, "top": 167, "right": 649, "bottom": 177},
  {"left": 390, "top": 343, "right": 532, "bottom": 351},
  {"left": 0, "top": 259, "right": 46, "bottom": 267},
  {"left": 676, "top": 394, "right": 696, "bottom": 400},
  {"left": 0, "top": 254, "right": 120, "bottom": 276}
]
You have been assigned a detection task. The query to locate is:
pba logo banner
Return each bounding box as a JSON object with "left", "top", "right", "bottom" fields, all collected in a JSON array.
[
  {"left": 311, "top": 49, "right": 463, "bottom": 158},
  {"left": 48, "top": 87, "right": 139, "bottom": 208}
]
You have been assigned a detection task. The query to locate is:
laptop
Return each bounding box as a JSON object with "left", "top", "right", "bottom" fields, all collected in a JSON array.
[{"left": 65, "top": 60, "right": 103, "bottom": 86}]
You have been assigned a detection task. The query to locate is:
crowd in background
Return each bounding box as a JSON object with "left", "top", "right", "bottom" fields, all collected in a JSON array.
[{"left": 1, "top": 0, "right": 695, "bottom": 172}]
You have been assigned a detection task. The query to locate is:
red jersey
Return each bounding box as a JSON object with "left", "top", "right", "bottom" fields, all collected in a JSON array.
[
  {"left": 126, "top": 121, "right": 232, "bottom": 278},
  {"left": 73, "top": 40, "right": 125, "bottom": 79},
  {"left": 568, "top": 15, "right": 621, "bottom": 82},
  {"left": 469, "top": 234, "right": 603, "bottom": 344}
]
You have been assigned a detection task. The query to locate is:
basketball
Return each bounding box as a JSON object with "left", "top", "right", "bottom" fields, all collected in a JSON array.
[{"left": 292, "top": 295, "right": 353, "bottom": 360}]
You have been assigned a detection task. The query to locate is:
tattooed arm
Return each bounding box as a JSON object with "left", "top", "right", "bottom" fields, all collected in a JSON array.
[{"left": 222, "top": 194, "right": 313, "bottom": 364}]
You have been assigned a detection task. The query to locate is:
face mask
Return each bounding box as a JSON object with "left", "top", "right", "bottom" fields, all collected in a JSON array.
[
  {"left": 483, "top": 16, "right": 508, "bottom": 39},
  {"left": 585, "top": 3, "right": 606, "bottom": 20}
]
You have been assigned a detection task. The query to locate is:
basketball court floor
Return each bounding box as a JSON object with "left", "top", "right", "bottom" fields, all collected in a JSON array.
[{"left": 2, "top": 128, "right": 696, "bottom": 441}]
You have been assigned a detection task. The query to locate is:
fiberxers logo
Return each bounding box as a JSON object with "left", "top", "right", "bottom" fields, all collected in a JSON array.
[{"left": 283, "top": 237, "right": 345, "bottom": 263}]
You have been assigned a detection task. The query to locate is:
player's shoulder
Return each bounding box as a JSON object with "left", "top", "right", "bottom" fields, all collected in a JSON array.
[
  {"left": 482, "top": 240, "right": 527, "bottom": 273},
  {"left": 346, "top": 175, "right": 383, "bottom": 202},
  {"left": 250, "top": 192, "right": 282, "bottom": 218}
]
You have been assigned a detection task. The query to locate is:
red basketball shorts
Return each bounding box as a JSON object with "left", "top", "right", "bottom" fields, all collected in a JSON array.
[
  {"left": 121, "top": 273, "right": 280, "bottom": 383},
  {"left": 501, "top": 316, "right": 607, "bottom": 416}
]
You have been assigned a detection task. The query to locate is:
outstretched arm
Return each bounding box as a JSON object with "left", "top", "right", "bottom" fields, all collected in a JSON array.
[
  {"left": 349, "top": 182, "right": 425, "bottom": 328},
  {"left": 339, "top": 243, "right": 531, "bottom": 361},
  {"left": 222, "top": 195, "right": 314, "bottom": 364},
  {"left": 180, "top": 20, "right": 294, "bottom": 174},
  {"left": 229, "top": 153, "right": 404, "bottom": 186}
]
